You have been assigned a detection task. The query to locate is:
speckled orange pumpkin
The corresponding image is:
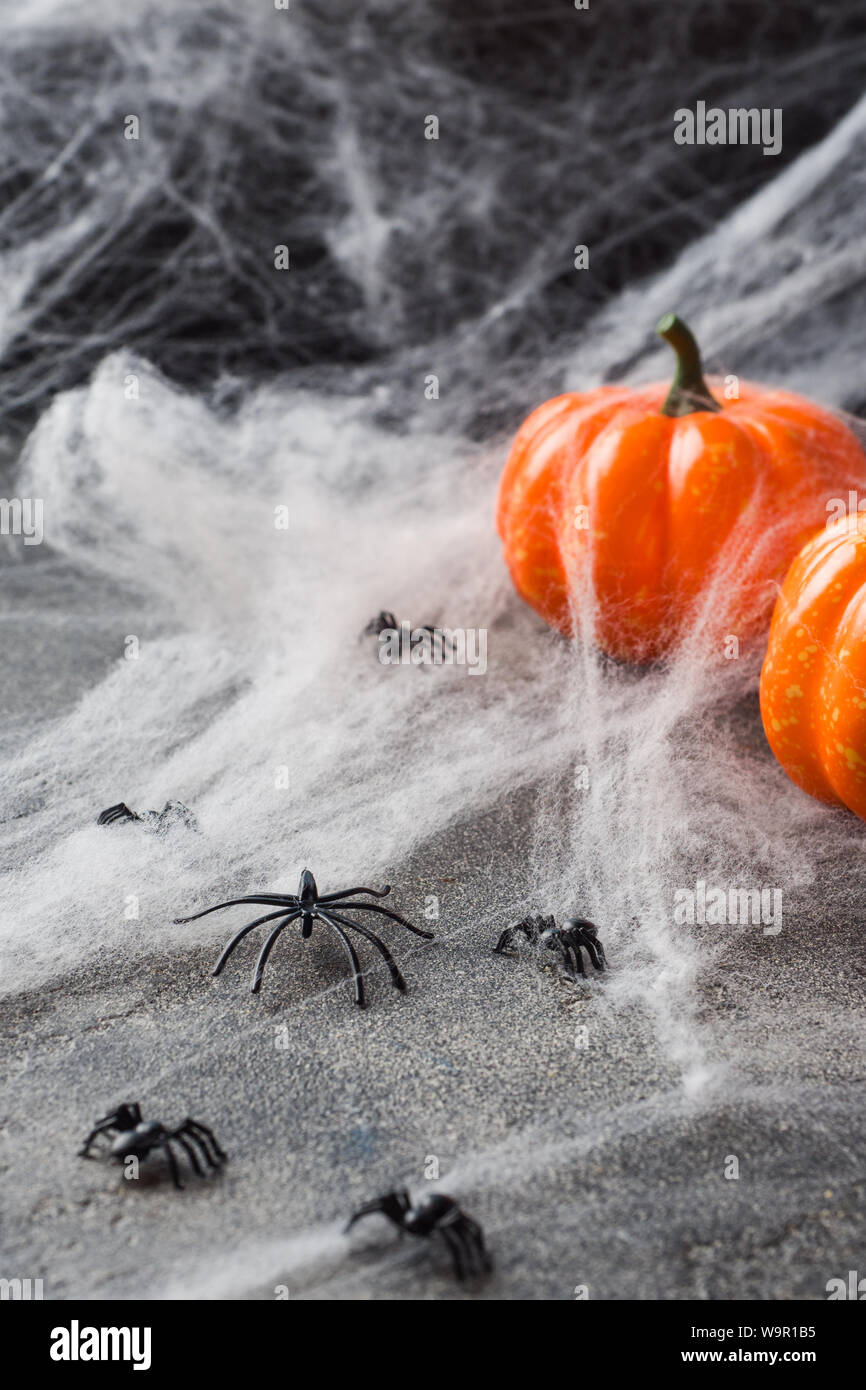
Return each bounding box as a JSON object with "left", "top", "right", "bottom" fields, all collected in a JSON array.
[
  {"left": 496, "top": 315, "right": 866, "bottom": 661},
  {"left": 760, "top": 513, "right": 866, "bottom": 820}
]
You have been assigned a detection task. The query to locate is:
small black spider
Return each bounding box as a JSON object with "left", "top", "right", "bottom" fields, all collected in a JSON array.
[
  {"left": 362, "top": 611, "right": 453, "bottom": 664},
  {"left": 174, "top": 868, "right": 434, "bottom": 1005},
  {"left": 363, "top": 609, "right": 400, "bottom": 639},
  {"left": 98, "top": 801, "right": 197, "bottom": 833},
  {"left": 494, "top": 913, "right": 607, "bottom": 979},
  {"left": 345, "top": 1190, "right": 491, "bottom": 1282},
  {"left": 78, "top": 1103, "right": 226, "bottom": 1190}
]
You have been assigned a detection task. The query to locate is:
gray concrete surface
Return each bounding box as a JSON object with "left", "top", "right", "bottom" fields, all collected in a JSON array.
[{"left": 0, "top": 552, "right": 864, "bottom": 1302}]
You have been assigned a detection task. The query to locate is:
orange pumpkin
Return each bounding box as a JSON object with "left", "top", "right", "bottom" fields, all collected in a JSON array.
[
  {"left": 760, "top": 513, "right": 866, "bottom": 820},
  {"left": 496, "top": 315, "right": 866, "bottom": 661}
]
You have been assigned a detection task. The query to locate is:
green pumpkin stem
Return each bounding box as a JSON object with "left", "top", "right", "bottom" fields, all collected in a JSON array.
[{"left": 657, "top": 313, "right": 721, "bottom": 417}]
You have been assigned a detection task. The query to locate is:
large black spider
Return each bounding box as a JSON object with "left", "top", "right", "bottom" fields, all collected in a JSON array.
[
  {"left": 346, "top": 1190, "right": 491, "bottom": 1282},
  {"left": 174, "top": 868, "right": 434, "bottom": 1005},
  {"left": 494, "top": 913, "right": 607, "bottom": 979},
  {"left": 363, "top": 610, "right": 453, "bottom": 664},
  {"left": 78, "top": 1102, "right": 226, "bottom": 1190},
  {"left": 98, "top": 801, "right": 197, "bottom": 833}
]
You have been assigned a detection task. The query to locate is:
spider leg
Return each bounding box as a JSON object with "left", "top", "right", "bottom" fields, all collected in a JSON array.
[
  {"left": 78, "top": 1104, "right": 142, "bottom": 1157},
  {"left": 211, "top": 910, "right": 298, "bottom": 977},
  {"left": 333, "top": 901, "right": 434, "bottom": 939},
  {"left": 453, "top": 1224, "right": 483, "bottom": 1278},
  {"left": 573, "top": 938, "right": 598, "bottom": 974},
  {"left": 493, "top": 919, "right": 537, "bottom": 956},
  {"left": 345, "top": 1190, "right": 411, "bottom": 1233},
  {"left": 363, "top": 610, "right": 397, "bottom": 638},
  {"left": 566, "top": 920, "right": 606, "bottom": 972},
  {"left": 440, "top": 1209, "right": 481, "bottom": 1276},
  {"left": 97, "top": 803, "right": 140, "bottom": 826},
  {"left": 493, "top": 926, "right": 516, "bottom": 955},
  {"left": 319, "top": 916, "right": 366, "bottom": 1007},
  {"left": 251, "top": 912, "right": 299, "bottom": 993},
  {"left": 183, "top": 1119, "right": 227, "bottom": 1165},
  {"left": 161, "top": 1140, "right": 184, "bottom": 1190},
  {"left": 317, "top": 885, "right": 391, "bottom": 903},
  {"left": 439, "top": 1228, "right": 467, "bottom": 1281},
  {"left": 174, "top": 895, "right": 298, "bottom": 924},
  {"left": 174, "top": 1125, "right": 219, "bottom": 1170},
  {"left": 457, "top": 1215, "right": 492, "bottom": 1274},
  {"left": 582, "top": 932, "right": 606, "bottom": 972},
  {"left": 187, "top": 1134, "right": 220, "bottom": 1171},
  {"left": 320, "top": 909, "right": 407, "bottom": 993},
  {"left": 173, "top": 1134, "right": 205, "bottom": 1177},
  {"left": 561, "top": 939, "right": 585, "bottom": 979},
  {"left": 78, "top": 1119, "right": 118, "bottom": 1157}
]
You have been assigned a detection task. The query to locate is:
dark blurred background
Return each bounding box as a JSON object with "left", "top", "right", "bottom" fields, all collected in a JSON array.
[{"left": 1, "top": 0, "right": 864, "bottom": 448}]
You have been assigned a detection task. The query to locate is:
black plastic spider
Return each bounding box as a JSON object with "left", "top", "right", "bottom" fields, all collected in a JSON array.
[
  {"left": 494, "top": 913, "right": 607, "bottom": 978},
  {"left": 363, "top": 609, "right": 400, "bottom": 638},
  {"left": 174, "top": 868, "right": 434, "bottom": 1005},
  {"left": 98, "top": 800, "right": 197, "bottom": 833},
  {"left": 78, "top": 1102, "right": 226, "bottom": 1190},
  {"left": 363, "top": 610, "right": 453, "bottom": 664},
  {"left": 346, "top": 1190, "right": 491, "bottom": 1282}
]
